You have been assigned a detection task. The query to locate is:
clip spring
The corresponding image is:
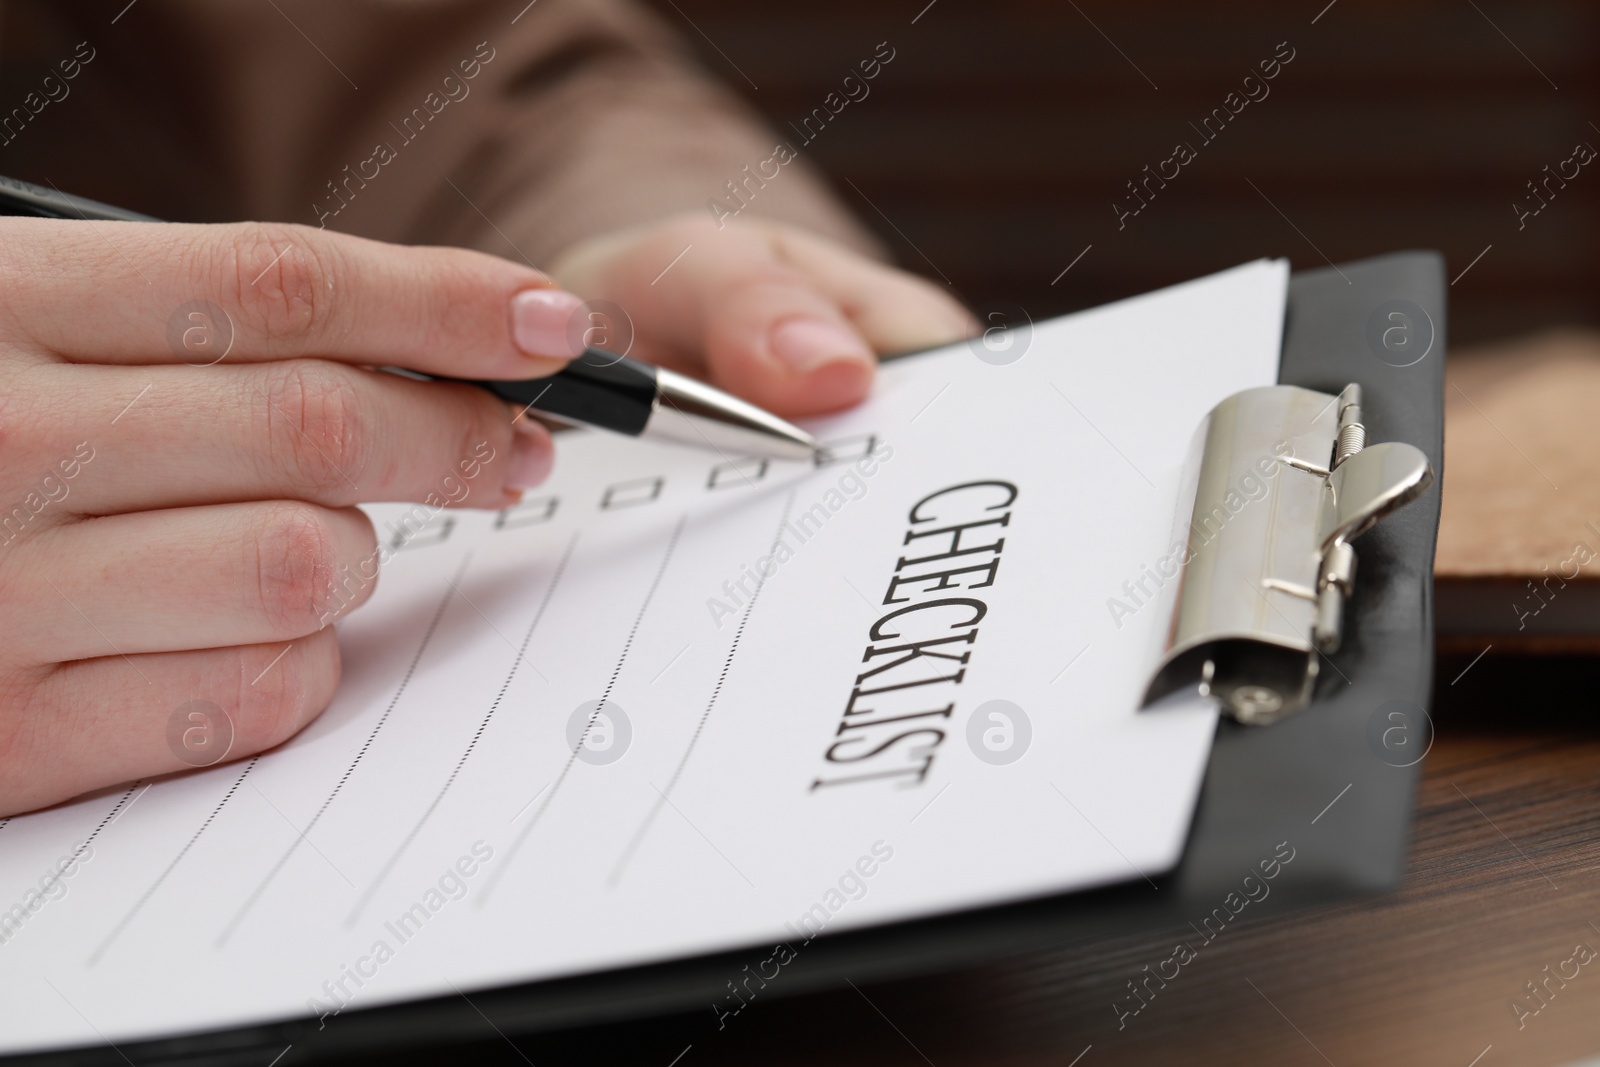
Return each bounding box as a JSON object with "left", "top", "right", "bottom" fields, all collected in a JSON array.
[{"left": 1316, "top": 384, "right": 1365, "bottom": 655}]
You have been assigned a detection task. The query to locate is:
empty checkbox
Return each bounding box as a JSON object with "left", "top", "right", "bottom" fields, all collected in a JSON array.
[
  {"left": 814, "top": 434, "right": 877, "bottom": 467},
  {"left": 707, "top": 458, "right": 769, "bottom": 490},
  {"left": 601, "top": 476, "right": 664, "bottom": 510},
  {"left": 495, "top": 495, "right": 560, "bottom": 530},
  {"left": 387, "top": 514, "right": 455, "bottom": 552}
]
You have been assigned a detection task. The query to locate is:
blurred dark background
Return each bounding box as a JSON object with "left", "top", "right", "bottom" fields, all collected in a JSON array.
[{"left": 644, "top": 0, "right": 1600, "bottom": 346}]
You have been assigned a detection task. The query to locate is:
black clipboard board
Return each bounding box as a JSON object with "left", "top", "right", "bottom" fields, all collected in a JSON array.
[{"left": 9, "top": 252, "right": 1445, "bottom": 1066}]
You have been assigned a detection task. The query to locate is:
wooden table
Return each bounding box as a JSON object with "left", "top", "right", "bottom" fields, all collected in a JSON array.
[{"left": 364, "top": 649, "right": 1600, "bottom": 1066}]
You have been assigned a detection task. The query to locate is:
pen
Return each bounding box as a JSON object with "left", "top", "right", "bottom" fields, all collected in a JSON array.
[{"left": 0, "top": 174, "right": 821, "bottom": 461}]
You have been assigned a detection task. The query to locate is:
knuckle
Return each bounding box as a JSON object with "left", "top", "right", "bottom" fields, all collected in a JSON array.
[
  {"left": 719, "top": 264, "right": 813, "bottom": 305},
  {"left": 260, "top": 360, "right": 370, "bottom": 496},
  {"left": 0, "top": 682, "right": 41, "bottom": 813},
  {"left": 232, "top": 633, "right": 336, "bottom": 754},
  {"left": 452, "top": 397, "right": 508, "bottom": 501},
  {"left": 252, "top": 502, "right": 341, "bottom": 635},
  {"left": 658, "top": 211, "right": 723, "bottom": 246},
  {"left": 222, "top": 222, "right": 335, "bottom": 345}
]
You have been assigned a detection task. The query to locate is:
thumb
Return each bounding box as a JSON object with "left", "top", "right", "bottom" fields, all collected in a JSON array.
[
  {"left": 769, "top": 225, "right": 979, "bottom": 357},
  {"left": 549, "top": 215, "right": 974, "bottom": 418},
  {"left": 699, "top": 266, "right": 878, "bottom": 417}
]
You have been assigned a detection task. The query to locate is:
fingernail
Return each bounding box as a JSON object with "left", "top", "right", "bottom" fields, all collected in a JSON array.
[
  {"left": 511, "top": 289, "right": 586, "bottom": 359},
  {"left": 506, "top": 419, "right": 553, "bottom": 489},
  {"left": 768, "top": 317, "right": 874, "bottom": 374}
]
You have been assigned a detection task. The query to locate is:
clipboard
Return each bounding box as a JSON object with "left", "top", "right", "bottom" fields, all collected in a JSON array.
[{"left": 7, "top": 251, "right": 1445, "bottom": 1065}]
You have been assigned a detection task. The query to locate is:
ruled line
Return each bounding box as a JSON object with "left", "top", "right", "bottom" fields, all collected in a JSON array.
[
  {"left": 216, "top": 558, "right": 470, "bottom": 946},
  {"left": 89, "top": 760, "right": 258, "bottom": 964},
  {"left": 480, "top": 516, "right": 688, "bottom": 904},
  {"left": 6, "top": 783, "right": 145, "bottom": 949},
  {"left": 78, "top": 782, "right": 144, "bottom": 861},
  {"left": 345, "top": 533, "right": 580, "bottom": 925},
  {"left": 608, "top": 494, "right": 794, "bottom": 887}
]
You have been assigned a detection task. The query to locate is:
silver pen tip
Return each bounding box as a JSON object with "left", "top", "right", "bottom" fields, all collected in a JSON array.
[{"left": 648, "top": 367, "right": 824, "bottom": 462}]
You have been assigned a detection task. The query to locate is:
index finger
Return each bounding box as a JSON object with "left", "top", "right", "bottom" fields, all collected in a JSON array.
[{"left": 1, "top": 218, "right": 587, "bottom": 378}]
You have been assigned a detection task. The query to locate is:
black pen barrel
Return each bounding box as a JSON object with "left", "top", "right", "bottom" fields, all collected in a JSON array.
[
  {"left": 0, "top": 174, "right": 156, "bottom": 222},
  {"left": 473, "top": 350, "right": 658, "bottom": 436}
]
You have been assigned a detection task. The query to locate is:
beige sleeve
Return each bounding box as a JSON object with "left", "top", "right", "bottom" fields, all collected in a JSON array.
[{"left": 0, "top": 0, "right": 881, "bottom": 265}]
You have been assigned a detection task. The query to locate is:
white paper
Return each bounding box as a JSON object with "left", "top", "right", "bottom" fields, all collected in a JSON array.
[{"left": 0, "top": 259, "right": 1287, "bottom": 1053}]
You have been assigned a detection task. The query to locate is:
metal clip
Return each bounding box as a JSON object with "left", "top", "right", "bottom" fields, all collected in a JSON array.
[{"left": 1141, "top": 383, "right": 1434, "bottom": 725}]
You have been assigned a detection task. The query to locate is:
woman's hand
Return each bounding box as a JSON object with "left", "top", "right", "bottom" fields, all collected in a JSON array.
[
  {"left": 0, "top": 218, "right": 578, "bottom": 815},
  {"left": 0, "top": 211, "right": 974, "bottom": 817},
  {"left": 550, "top": 213, "right": 977, "bottom": 416}
]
